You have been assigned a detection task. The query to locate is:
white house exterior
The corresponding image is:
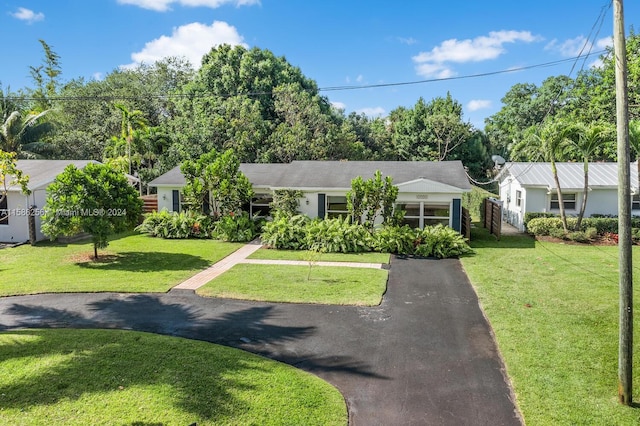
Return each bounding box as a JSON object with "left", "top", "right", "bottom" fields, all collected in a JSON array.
[
  {"left": 499, "top": 162, "right": 639, "bottom": 232},
  {"left": 1, "top": 160, "right": 138, "bottom": 244},
  {"left": 149, "top": 160, "right": 472, "bottom": 232}
]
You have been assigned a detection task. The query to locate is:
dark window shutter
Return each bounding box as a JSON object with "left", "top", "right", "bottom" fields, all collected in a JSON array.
[
  {"left": 172, "top": 190, "right": 180, "bottom": 212},
  {"left": 452, "top": 198, "right": 461, "bottom": 232},
  {"left": 318, "top": 194, "right": 326, "bottom": 218}
]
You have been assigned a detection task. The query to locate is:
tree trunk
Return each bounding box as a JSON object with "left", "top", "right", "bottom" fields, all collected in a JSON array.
[
  {"left": 551, "top": 161, "right": 568, "bottom": 233},
  {"left": 93, "top": 243, "right": 98, "bottom": 260},
  {"left": 576, "top": 159, "right": 589, "bottom": 229}
]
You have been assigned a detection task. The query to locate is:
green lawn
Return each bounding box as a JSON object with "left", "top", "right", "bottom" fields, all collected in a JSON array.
[
  {"left": 460, "top": 227, "right": 640, "bottom": 425},
  {"left": 248, "top": 248, "right": 391, "bottom": 264},
  {"left": 0, "top": 329, "right": 346, "bottom": 425},
  {"left": 0, "top": 233, "right": 243, "bottom": 295},
  {"left": 198, "top": 264, "right": 388, "bottom": 305}
]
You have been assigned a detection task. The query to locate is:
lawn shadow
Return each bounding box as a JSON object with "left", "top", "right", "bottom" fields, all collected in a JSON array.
[
  {"left": 73, "top": 251, "right": 211, "bottom": 272},
  {"left": 466, "top": 226, "right": 535, "bottom": 250},
  {"left": 0, "top": 298, "right": 319, "bottom": 422},
  {"left": 1, "top": 293, "right": 387, "bottom": 419}
]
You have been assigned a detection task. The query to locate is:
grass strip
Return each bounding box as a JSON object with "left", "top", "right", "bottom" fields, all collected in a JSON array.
[{"left": 198, "top": 263, "right": 388, "bottom": 305}]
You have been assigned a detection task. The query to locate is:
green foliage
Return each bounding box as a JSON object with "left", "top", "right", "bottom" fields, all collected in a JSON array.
[
  {"left": 135, "top": 209, "right": 212, "bottom": 239},
  {"left": 371, "top": 225, "right": 416, "bottom": 255},
  {"left": 523, "top": 212, "right": 556, "bottom": 227},
  {"left": 213, "top": 211, "right": 263, "bottom": 242},
  {"left": 260, "top": 214, "right": 311, "bottom": 250},
  {"left": 270, "top": 189, "right": 303, "bottom": 218},
  {"left": 346, "top": 170, "right": 399, "bottom": 229},
  {"left": 414, "top": 225, "right": 473, "bottom": 258},
  {"left": 181, "top": 149, "right": 253, "bottom": 216},
  {"left": 525, "top": 217, "right": 565, "bottom": 236},
  {"left": 304, "top": 216, "right": 373, "bottom": 253},
  {"left": 462, "top": 186, "right": 497, "bottom": 221},
  {"left": 42, "top": 163, "right": 143, "bottom": 258}
]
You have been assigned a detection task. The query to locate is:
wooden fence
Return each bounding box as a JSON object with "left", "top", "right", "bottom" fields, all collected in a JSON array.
[
  {"left": 141, "top": 194, "right": 158, "bottom": 213},
  {"left": 482, "top": 198, "right": 502, "bottom": 240},
  {"left": 461, "top": 207, "right": 471, "bottom": 240}
]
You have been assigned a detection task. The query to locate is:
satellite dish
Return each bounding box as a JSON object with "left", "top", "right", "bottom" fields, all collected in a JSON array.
[{"left": 491, "top": 155, "right": 506, "bottom": 167}]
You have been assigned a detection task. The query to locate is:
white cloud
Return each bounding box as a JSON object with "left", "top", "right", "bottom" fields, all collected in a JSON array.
[
  {"left": 467, "top": 99, "right": 491, "bottom": 112},
  {"left": 545, "top": 35, "right": 612, "bottom": 58},
  {"left": 356, "top": 75, "right": 364, "bottom": 83},
  {"left": 331, "top": 101, "right": 346, "bottom": 110},
  {"left": 92, "top": 72, "right": 104, "bottom": 81},
  {"left": 398, "top": 36, "right": 418, "bottom": 45},
  {"left": 11, "top": 7, "right": 44, "bottom": 23},
  {"left": 413, "top": 30, "right": 540, "bottom": 78},
  {"left": 122, "top": 21, "right": 246, "bottom": 69},
  {"left": 356, "top": 107, "right": 386, "bottom": 117},
  {"left": 117, "top": 0, "right": 259, "bottom": 12}
]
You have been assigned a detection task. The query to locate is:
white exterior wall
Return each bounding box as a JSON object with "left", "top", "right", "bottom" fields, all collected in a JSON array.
[
  {"left": 155, "top": 186, "right": 181, "bottom": 212},
  {"left": 0, "top": 192, "right": 30, "bottom": 243},
  {"left": 501, "top": 177, "right": 626, "bottom": 231}
]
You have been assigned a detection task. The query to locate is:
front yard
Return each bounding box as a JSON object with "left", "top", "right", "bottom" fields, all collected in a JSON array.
[
  {"left": 0, "top": 233, "right": 243, "bottom": 295},
  {"left": 461, "top": 227, "right": 640, "bottom": 425}
]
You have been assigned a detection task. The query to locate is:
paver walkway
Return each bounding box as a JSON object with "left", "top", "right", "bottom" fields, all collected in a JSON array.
[
  {"left": 0, "top": 256, "right": 522, "bottom": 425},
  {"left": 174, "top": 240, "right": 384, "bottom": 290}
]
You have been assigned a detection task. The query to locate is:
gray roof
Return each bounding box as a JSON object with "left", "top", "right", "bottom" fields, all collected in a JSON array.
[
  {"left": 9, "top": 160, "right": 98, "bottom": 191},
  {"left": 502, "top": 162, "right": 639, "bottom": 190},
  {"left": 149, "top": 160, "right": 471, "bottom": 191}
]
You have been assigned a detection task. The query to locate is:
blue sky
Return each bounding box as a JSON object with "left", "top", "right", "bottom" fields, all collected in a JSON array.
[{"left": 1, "top": 1, "right": 637, "bottom": 129}]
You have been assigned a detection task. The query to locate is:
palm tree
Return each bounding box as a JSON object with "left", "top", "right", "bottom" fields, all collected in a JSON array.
[
  {"left": 0, "top": 109, "right": 52, "bottom": 157},
  {"left": 114, "top": 103, "right": 147, "bottom": 175},
  {"left": 514, "top": 120, "right": 573, "bottom": 233},
  {"left": 567, "top": 122, "right": 615, "bottom": 229}
]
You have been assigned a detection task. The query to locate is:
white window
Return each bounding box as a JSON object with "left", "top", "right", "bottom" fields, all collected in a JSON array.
[
  {"left": 326, "top": 196, "right": 348, "bottom": 219},
  {"left": 550, "top": 193, "right": 576, "bottom": 210},
  {"left": 397, "top": 202, "right": 450, "bottom": 228},
  {"left": 515, "top": 190, "right": 522, "bottom": 208}
]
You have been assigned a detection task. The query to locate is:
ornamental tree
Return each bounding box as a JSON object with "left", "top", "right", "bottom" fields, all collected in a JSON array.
[{"left": 42, "top": 163, "right": 142, "bottom": 259}]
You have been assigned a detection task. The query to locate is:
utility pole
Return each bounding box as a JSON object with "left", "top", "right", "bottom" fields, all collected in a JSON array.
[{"left": 614, "top": 0, "right": 633, "bottom": 406}]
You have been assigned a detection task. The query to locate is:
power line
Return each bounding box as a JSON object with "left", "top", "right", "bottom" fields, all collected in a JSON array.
[{"left": 3, "top": 50, "right": 607, "bottom": 103}]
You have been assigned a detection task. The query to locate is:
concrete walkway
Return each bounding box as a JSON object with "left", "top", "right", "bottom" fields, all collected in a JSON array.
[{"left": 174, "top": 241, "right": 385, "bottom": 290}]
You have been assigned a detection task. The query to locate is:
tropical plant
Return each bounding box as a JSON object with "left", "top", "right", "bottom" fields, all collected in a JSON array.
[
  {"left": 414, "top": 225, "right": 472, "bottom": 258},
  {"left": 0, "top": 150, "right": 31, "bottom": 223},
  {"left": 566, "top": 121, "right": 615, "bottom": 228},
  {"left": 260, "top": 214, "right": 311, "bottom": 250},
  {"left": 213, "top": 211, "right": 262, "bottom": 242},
  {"left": 371, "top": 225, "right": 416, "bottom": 254},
  {"left": 0, "top": 109, "right": 52, "bottom": 157},
  {"left": 270, "top": 189, "right": 303, "bottom": 218},
  {"left": 42, "top": 163, "right": 143, "bottom": 258},
  {"left": 304, "top": 216, "right": 373, "bottom": 253}
]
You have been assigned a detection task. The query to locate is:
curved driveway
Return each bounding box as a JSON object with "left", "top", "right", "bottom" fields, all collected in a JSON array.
[{"left": 0, "top": 256, "right": 522, "bottom": 425}]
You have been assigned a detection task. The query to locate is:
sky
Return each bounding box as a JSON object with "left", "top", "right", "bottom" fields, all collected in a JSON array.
[{"left": 1, "top": 0, "right": 638, "bottom": 130}]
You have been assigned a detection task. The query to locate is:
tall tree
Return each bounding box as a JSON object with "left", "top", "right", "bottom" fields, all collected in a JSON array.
[
  {"left": 567, "top": 122, "right": 615, "bottom": 228},
  {"left": 29, "top": 39, "right": 63, "bottom": 113},
  {"left": 0, "top": 109, "right": 52, "bottom": 157},
  {"left": 512, "top": 120, "right": 573, "bottom": 232}
]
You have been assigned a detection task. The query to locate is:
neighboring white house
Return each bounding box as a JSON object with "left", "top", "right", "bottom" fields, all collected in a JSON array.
[
  {"left": 148, "top": 160, "right": 472, "bottom": 232},
  {"left": 499, "top": 162, "right": 640, "bottom": 231},
  {"left": 0, "top": 160, "right": 138, "bottom": 244}
]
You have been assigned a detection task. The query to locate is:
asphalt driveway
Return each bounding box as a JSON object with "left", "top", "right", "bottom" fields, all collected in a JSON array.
[{"left": 0, "top": 256, "right": 522, "bottom": 425}]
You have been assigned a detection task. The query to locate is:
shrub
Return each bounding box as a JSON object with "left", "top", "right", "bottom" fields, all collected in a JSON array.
[
  {"left": 213, "top": 211, "right": 263, "bottom": 242},
  {"left": 525, "top": 217, "right": 564, "bottom": 236},
  {"left": 372, "top": 225, "right": 417, "bottom": 255},
  {"left": 136, "top": 210, "right": 210, "bottom": 239},
  {"left": 414, "top": 225, "right": 473, "bottom": 258},
  {"left": 462, "top": 186, "right": 497, "bottom": 221},
  {"left": 305, "top": 216, "right": 373, "bottom": 253},
  {"left": 261, "top": 214, "right": 310, "bottom": 250},
  {"left": 523, "top": 212, "right": 557, "bottom": 228}
]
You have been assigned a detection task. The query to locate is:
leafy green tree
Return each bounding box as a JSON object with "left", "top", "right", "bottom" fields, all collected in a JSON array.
[
  {"left": 270, "top": 189, "right": 303, "bottom": 218},
  {"left": 389, "top": 93, "right": 472, "bottom": 161},
  {"left": 485, "top": 76, "right": 576, "bottom": 159},
  {"left": 181, "top": 149, "right": 253, "bottom": 216},
  {"left": 42, "top": 163, "right": 142, "bottom": 259},
  {"left": 0, "top": 150, "right": 30, "bottom": 223}
]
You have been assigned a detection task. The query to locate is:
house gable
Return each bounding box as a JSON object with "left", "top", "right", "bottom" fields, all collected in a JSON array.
[{"left": 396, "top": 178, "right": 466, "bottom": 194}]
